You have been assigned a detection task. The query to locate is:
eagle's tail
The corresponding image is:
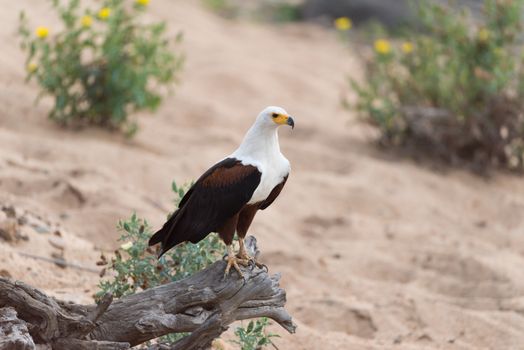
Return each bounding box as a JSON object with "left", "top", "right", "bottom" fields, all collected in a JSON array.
[
  {"left": 148, "top": 209, "right": 185, "bottom": 258},
  {"left": 148, "top": 228, "right": 164, "bottom": 247}
]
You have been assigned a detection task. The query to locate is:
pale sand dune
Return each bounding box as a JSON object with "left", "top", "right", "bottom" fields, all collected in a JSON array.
[{"left": 1, "top": 1, "right": 524, "bottom": 349}]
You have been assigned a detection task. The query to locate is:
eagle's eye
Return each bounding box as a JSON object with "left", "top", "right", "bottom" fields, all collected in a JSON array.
[{"left": 271, "top": 113, "right": 279, "bottom": 118}]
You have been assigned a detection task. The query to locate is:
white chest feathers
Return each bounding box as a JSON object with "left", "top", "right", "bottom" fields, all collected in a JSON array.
[{"left": 246, "top": 154, "right": 289, "bottom": 204}]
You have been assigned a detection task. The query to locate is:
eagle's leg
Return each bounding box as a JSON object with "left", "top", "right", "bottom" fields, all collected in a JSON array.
[
  {"left": 224, "top": 244, "right": 249, "bottom": 278},
  {"left": 236, "top": 207, "right": 259, "bottom": 265},
  {"left": 237, "top": 237, "right": 266, "bottom": 269},
  {"left": 237, "top": 237, "right": 251, "bottom": 261}
]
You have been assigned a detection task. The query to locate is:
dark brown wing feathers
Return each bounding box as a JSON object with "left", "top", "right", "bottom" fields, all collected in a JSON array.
[
  {"left": 149, "top": 158, "right": 261, "bottom": 257},
  {"left": 202, "top": 163, "right": 258, "bottom": 186}
]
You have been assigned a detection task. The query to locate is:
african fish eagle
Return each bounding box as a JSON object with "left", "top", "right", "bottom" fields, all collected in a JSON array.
[{"left": 149, "top": 106, "right": 294, "bottom": 277}]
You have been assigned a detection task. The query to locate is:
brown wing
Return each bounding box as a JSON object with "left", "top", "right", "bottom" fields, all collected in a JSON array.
[
  {"left": 149, "top": 157, "right": 261, "bottom": 257},
  {"left": 259, "top": 175, "right": 288, "bottom": 210}
]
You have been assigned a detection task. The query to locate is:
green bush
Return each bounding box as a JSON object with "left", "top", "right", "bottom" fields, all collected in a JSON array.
[
  {"left": 349, "top": 0, "right": 524, "bottom": 171},
  {"left": 203, "top": 0, "right": 239, "bottom": 19},
  {"left": 202, "top": 0, "right": 301, "bottom": 22},
  {"left": 96, "top": 181, "right": 277, "bottom": 348},
  {"left": 96, "top": 181, "right": 223, "bottom": 344},
  {"left": 232, "top": 318, "right": 279, "bottom": 350},
  {"left": 18, "top": 0, "right": 183, "bottom": 136},
  {"left": 95, "top": 181, "right": 223, "bottom": 297}
]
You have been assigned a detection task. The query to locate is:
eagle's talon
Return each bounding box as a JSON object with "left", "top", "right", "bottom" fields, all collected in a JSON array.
[
  {"left": 237, "top": 258, "right": 251, "bottom": 267},
  {"left": 236, "top": 251, "right": 251, "bottom": 261},
  {"left": 237, "top": 253, "right": 258, "bottom": 268},
  {"left": 248, "top": 259, "right": 256, "bottom": 269},
  {"left": 236, "top": 248, "right": 264, "bottom": 271},
  {"left": 223, "top": 254, "right": 245, "bottom": 279},
  {"left": 258, "top": 263, "right": 268, "bottom": 272}
]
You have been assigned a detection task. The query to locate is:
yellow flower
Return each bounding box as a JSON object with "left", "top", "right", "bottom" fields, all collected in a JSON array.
[
  {"left": 136, "top": 0, "right": 150, "bottom": 6},
  {"left": 374, "top": 39, "right": 391, "bottom": 55},
  {"left": 81, "top": 15, "right": 93, "bottom": 28},
  {"left": 35, "top": 26, "right": 49, "bottom": 39},
  {"left": 478, "top": 28, "right": 490, "bottom": 42},
  {"left": 98, "top": 7, "right": 111, "bottom": 20},
  {"left": 401, "top": 42, "right": 414, "bottom": 54},
  {"left": 120, "top": 242, "right": 133, "bottom": 250},
  {"left": 27, "top": 62, "right": 38, "bottom": 73},
  {"left": 334, "top": 17, "right": 352, "bottom": 31}
]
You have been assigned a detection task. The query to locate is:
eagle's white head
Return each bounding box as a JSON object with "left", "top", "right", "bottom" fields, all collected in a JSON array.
[
  {"left": 255, "top": 106, "right": 295, "bottom": 130},
  {"left": 231, "top": 106, "right": 294, "bottom": 160}
]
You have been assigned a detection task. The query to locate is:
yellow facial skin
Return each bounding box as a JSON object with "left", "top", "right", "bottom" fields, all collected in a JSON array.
[
  {"left": 271, "top": 112, "right": 295, "bottom": 128},
  {"left": 272, "top": 113, "right": 289, "bottom": 125}
]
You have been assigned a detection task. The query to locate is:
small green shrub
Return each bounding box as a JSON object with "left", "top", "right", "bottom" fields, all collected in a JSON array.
[
  {"left": 257, "top": 3, "right": 301, "bottom": 23},
  {"left": 96, "top": 181, "right": 223, "bottom": 344},
  {"left": 96, "top": 213, "right": 224, "bottom": 344},
  {"left": 349, "top": 0, "right": 524, "bottom": 171},
  {"left": 18, "top": 0, "right": 183, "bottom": 136},
  {"left": 202, "top": 0, "right": 239, "bottom": 19},
  {"left": 96, "top": 181, "right": 276, "bottom": 348},
  {"left": 96, "top": 181, "right": 224, "bottom": 299},
  {"left": 202, "top": 0, "right": 301, "bottom": 22},
  {"left": 232, "top": 318, "right": 279, "bottom": 350}
]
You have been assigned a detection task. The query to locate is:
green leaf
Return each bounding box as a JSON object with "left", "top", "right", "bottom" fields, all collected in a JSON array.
[{"left": 246, "top": 321, "right": 254, "bottom": 334}]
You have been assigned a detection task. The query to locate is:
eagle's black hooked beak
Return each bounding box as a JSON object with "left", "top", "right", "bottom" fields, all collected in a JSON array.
[{"left": 287, "top": 116, "right": 295, "bottom": 129}]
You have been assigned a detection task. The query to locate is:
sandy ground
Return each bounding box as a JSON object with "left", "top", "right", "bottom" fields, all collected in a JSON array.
[{"left": 2, "top": 1, "right": 524, "bottom": 349}]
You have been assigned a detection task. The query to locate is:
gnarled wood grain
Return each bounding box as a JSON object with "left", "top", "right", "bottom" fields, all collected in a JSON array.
[
  {"left": 0, "top": 307, "right": 35, "bottom": 350},
  {"left": 0, "top": 236, "right": 296, "bottom": 349}
]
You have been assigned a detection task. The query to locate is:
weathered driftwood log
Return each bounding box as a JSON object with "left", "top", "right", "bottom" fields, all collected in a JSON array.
[
  {"left": 0, "top": 236, "right": 296, "bottom": 349},
  {"left": 0, "top": 307, "right": 35, "bottom": 350}
]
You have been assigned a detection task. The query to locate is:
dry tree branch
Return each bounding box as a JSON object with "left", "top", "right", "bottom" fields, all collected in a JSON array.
[{"left": 0, "top": 236, "right": 296, "bottom": 349}]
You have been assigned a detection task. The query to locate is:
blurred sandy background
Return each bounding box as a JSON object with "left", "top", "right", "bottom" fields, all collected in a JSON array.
[{"left": 1, "top": 1, "right": 524, "bottom": 349}]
